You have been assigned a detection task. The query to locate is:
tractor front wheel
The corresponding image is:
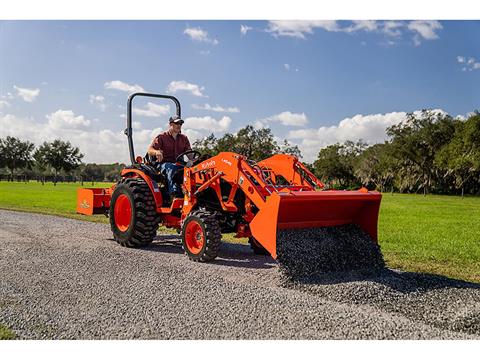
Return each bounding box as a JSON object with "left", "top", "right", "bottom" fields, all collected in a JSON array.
[
  {"left": 109, "top": 178, "right": 159, "bottom": 247},
  {"left": 181, "top": 210, "right": 221, "bottom": 262}
]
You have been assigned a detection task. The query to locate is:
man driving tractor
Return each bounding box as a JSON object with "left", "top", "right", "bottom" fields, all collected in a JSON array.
[{"left": 147, "top": 115, "right": 191, "bottom": 199}]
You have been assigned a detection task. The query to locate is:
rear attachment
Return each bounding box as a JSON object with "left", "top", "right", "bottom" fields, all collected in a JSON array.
[{"left": 77, "top": 187, "right": 112, "bottom": 215}]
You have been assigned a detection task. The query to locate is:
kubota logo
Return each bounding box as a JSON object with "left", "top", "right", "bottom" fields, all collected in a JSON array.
[
  {"left": 80, "top": 199, "right": 90, "bottom": 209},
  {"left": 221, "top": 159, "right": 232, "bottom": 166},
  {"left": 201, "top": 160, "right": 216, "bottom": 169}
]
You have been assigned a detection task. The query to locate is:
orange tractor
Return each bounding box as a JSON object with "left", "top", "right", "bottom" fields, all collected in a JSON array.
[{"left": 77, "top": 93, "right": 382, "bottom": 266}]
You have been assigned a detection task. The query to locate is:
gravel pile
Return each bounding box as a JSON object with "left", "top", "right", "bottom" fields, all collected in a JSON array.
[
  {"left": 276, "top": 224, "right": 385, "bottom": 281},
  {"left": 1, "top": 210, "right": 479, "bottom": 339}
]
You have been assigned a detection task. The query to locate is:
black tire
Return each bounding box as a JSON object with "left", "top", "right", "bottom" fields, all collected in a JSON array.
[
  {"left": 181, "top": 210, "right": 221, "bottom": 262},
  {"left": 109, "top": 177, "right": 160, "bottom": 247},
  {"left": 248, "top": 236, "right": 269, "bottom": 255}
]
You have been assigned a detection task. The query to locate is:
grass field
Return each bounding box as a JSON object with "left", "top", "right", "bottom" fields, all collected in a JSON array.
[
  {"left": 0, "top": 324, "right": 16, "bottom": 340},
  {"left": 0, "top": 181, "right": 479, "bottom": 283}
]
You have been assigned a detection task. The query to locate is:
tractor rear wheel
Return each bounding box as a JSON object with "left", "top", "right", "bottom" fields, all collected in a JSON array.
[
  {"left": 181, "top": 210, "right": 221, "bottom": 262},
  {"left": 109, "top": 177, "right": 160, "bottom": 247},
  {"left": 248, "top": 236, "right": 269, "bottom": 255}
]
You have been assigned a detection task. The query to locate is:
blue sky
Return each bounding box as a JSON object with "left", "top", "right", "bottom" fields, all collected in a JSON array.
[{"left": 1, "top": 20, "right": 479, "bottom": 163}]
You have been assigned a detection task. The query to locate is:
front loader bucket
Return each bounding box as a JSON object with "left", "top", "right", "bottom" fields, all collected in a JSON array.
[{"left": 249, "top": 190, "right": 382, "bottom": 259}]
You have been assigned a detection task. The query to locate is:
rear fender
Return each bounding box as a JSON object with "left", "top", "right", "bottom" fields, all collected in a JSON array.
[{"left": 121, "top": 168, "right": 163, "bottom": 210}]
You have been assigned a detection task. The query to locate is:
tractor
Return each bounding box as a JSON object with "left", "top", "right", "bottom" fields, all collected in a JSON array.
[{"left": 77, "top": 93, "right": 382, "bottom": 270}]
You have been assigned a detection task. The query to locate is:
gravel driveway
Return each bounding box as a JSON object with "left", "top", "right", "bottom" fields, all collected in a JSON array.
[{"left": 1, "top": 209, "right": 479, "bottom": 339}]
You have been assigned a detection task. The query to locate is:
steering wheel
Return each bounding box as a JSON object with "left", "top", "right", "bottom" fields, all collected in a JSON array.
[{"left": 175, "top": 150, "right": 202, "bottom": 167}]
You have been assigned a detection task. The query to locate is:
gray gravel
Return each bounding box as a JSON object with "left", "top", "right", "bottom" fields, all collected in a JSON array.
[{"left": 1, "top": 209, "right": 479, "bottom": 339}]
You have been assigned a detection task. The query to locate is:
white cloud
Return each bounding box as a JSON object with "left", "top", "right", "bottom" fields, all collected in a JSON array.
[
  {"left": 286, "top": 110, "right": 450, "bottom": 163},
  {"left": 13, "top": 85, "right": 40, "bottom": 102},
  {"left": 283, "top": 63, "right": 299, "bottom": 72},
  {"left": 192, "top": 103, "right": 239, "bottom": 113},
  {"left": 258, "top": 111, "right": 308, "bottom": 127},
  {"left": 167, "top": 80, "right": 207, "bottom": 97},
  {"left": 240, "top": 25, "right": 252, "bottom": 36},
  {"left": 0, "top": 100, "right": 10, "bottom": 109},
  {"left": 267, "top": 20, "right": 340, "bottom": 39},
  {"left": 184, "top": 27, "right": 219, "bottom": 45},
  {"left": 46, "top": 110, "right": 91, "bottom": 130},
  {"left": 184, "top": 115, "right": 232, "bottom": 132},
  {"left": 457, "top": 55, "right": 480, "bottom": 71},
  {"left": 287, "top": 111, "right": 407, "bottom": 162},
  {"left": 383, "top": 21, "right": 404, "bottom": 37},
  {"left": 407, "top": 21, "right": 442, "bottom": 40},
  {"left": 345, "top": 20, "right": 378, "bottom": 33},
  {"left": 89, "top": 95, "right": 106, "bottom": 111},
  {"left": 0, "top": 112, "right": 164, "bottom": 164},
  {"left": 266, "top": 20, "right": 442, "bottom": 45},
  {"left": 133, "top": 102, "right": 170, "bottom": 117},
  {"left": 2, "top": 92, "right": 14, "bottom": 100},
  {"left": 104, "top": 80, "right": 145, "bottom": 93}
]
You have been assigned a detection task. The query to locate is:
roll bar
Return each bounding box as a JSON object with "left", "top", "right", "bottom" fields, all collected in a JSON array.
[{"left": 125, "top": 92, "right": 181, "bottom": 165}]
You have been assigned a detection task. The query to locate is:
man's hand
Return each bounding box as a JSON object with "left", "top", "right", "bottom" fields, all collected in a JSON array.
[
  {"left": 148, "top": 148, "right": 163, "bottom": 162},
  {"left": 154, "top": 150, "right": 163, "bottom": 162}
]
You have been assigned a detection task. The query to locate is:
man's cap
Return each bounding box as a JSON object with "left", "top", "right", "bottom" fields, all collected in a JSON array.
[{"left": 169, "top": 115, "right": 184, "bottom": 124}]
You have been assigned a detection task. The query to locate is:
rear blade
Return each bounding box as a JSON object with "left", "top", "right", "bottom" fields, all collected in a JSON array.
[
  {"left": 76, "top": 188, "right": 112, "bottom": 215},
  {"left": 249, "top": 190, "right": 382, "bottom": 259}
]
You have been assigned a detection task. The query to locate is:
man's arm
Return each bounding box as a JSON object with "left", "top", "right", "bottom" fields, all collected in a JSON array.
[{"left": 148, "top": 136, "right": 164, "bottom": 162}]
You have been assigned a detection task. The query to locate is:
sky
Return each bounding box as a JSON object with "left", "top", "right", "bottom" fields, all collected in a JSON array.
[{"left": 1, "top": 20, "right": 479, "bottom": 164}]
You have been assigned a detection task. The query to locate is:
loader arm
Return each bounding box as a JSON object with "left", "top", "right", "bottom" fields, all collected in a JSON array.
[
  {"left": 183, "top": 152, "right": 274, "bottom": 214},
  {"left": 258, "top": 154, "right": 324, "bottom": 189}
]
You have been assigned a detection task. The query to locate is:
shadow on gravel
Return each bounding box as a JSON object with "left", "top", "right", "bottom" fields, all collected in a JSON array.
[
  {"left": 126, "top": 234, "right": 278, "bottom": 270},
  {"left": 289, "top": 268, "right": 480, "bottom": 294},
  {"left": 214, "top": 243, "right": 277, "bottom": 270}
]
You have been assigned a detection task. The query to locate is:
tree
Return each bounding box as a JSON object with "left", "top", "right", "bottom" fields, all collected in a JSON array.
[
  {"left": 80, "top": 164, "right": 105, "bottom": 182},
  {"left": 278, "top": 139, "right": 302, "bottom": 159},
  {"left": 192, "top": 125, "right": 303, "bottom": 161},
  {"left": 313, "top": 141, "right": 363, "bottom": 189},
  {"left": 435, "top": 112, "right": 480, "bottom": 196},
  {"left": 34, "top": 139, "right": 84, "bottom": 185},
  {"left": 192, "top": 133, "right": 218, "bottom": 158},
  {"left": 0, "top": 136, "right": 35, "bottom": 180},
  {"left": 386, "top": 110, "right": 456, "bottom": 195},
  {"left": 354, "top": 142, "right": 397, "bottom": 191}
]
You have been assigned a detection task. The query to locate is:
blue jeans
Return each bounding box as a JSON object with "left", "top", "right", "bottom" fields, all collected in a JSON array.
[{"left": 158, "top": 162, "right": 184, "bottom": 196}]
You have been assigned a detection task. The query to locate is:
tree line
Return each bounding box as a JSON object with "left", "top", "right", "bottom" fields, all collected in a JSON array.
[
  {"left": 192, "top": 110, "right": 480, "bottom": 196},
  {"left": 1, "top": 109, "right": 479, "bottom": 195},
  {"left": 312, "top": 110, "right": 480, "bottom": 196},
  {"left": 0, "top": 137, "right": 123, "bottom": 184}
]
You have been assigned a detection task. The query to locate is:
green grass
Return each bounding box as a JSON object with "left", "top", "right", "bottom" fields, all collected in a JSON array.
[
  {"left": 0, "top": 324, "right": 16, "bottom": 340},
  {"left": 0, "top": 181, "right": 479, "bottom": 283},
  {"left": 0, "top": 181, "right": 113, "bottom": 224},
  {"left": 379, "top": 193, "right": 480, "bottom": 283}
]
